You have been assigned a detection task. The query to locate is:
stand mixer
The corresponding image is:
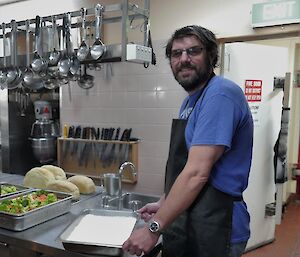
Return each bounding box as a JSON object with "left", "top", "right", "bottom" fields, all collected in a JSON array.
[{"left": 29, "top": 100, "right": 60, "bottom": 164}]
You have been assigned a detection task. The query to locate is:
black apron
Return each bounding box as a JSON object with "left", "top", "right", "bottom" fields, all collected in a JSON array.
[{"left": 163, "top": 78, "right": 238, "bottom": 257}]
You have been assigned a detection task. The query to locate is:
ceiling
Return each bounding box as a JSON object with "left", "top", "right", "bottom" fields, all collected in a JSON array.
[{"left": 0, "top": 0, "right": 28, "bottom": 6}]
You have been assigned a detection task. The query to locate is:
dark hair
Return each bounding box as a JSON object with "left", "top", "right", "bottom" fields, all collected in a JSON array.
[{"left": 165, "top": 25, "right": 218, "bottom": 68}]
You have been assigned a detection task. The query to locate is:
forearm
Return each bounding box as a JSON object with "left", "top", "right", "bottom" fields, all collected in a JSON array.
[
  {"left": 153, "top": 167, "right": 207, "bottom": 229},
  {"left": 158, "top": 194, "right": 165, "bottom": 205},
  {"left": 152, "top": 145, "right": 224, "bottom": 230}
]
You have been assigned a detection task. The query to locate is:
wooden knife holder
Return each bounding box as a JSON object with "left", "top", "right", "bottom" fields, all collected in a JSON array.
[{"left": 57, "top": 138, "right": 139, "bottom": 184}]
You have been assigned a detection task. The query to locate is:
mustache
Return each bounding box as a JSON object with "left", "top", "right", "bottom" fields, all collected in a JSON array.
[{"left": 178, "top": 63, "right": 196, "bottom": 70}]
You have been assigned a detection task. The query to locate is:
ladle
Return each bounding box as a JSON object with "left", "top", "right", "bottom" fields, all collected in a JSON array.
[
  {"left": 7, "top": 19, "right": 22, "bottom": 89},
  {"left": 67, "top": 13, "right": 80, "bottom": 77},
  {"left": 58, "top": 14, "right": 71, "bottom": 78},
  {"left": 57, "top": 25, "right": 68, "bottom": 86},
  {"left": 77, "top": 8, "right": 89, "bottom": 61},
  {"left": 31, "top": 16, "right": 47, "bottom": 75},
  {"left": 90, "top": 4, "right": 106, "bottom": 60},
  {"left": 44, "top": 16, "right": 60, "bottom": 89},
  {"left": 77, "top": 64, "right": 94, "bottom": 89},
  {"left": 22, "top": 19, "right": 44, "bottom": 90},
  {"left": 0, "top": 23, "right": 7, "bottom": 89},
  {"left": 48, "top": 15, "right": 60, "bottom": 66},
  {"left": 69, "top": 53, "right": 80, "bottom": 78}
]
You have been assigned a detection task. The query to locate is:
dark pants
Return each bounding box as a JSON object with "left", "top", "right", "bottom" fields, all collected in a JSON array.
[{"left": 230, "top": 242, "right": 247, "bottom": 257}]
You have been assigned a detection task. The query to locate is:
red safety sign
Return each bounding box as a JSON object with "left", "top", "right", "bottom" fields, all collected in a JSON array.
[{"left": 244, "top": 79, "right": 262, "bottom": 102}]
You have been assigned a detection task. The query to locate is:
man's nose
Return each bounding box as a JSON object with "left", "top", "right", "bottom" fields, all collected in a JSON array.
[{"left": 179, "top": 51, "right": 191, "bottom": 62}]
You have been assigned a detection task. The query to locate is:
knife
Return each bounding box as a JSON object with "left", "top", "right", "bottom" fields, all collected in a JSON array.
[
  {"left": 78, "top": 127, "right": 87, "bottom": 166},
  {"left": 62, "top": 125, "right": 74, "bottom": 162},
  {"left": 71, "top": 126, "right": 81, "bottom": 156},
  {"left": 102, "top": 128, "right": 115, "bottom": 167},
  {"left": 100, "top": 128, "right": 109, "bottom": 165},
  {"left": 91, "top": 127, "right": 97, "bottom": 168},
  {"left": 84, "top": 127, "right": 92, "bottom": 167},
  {"left": 116, "top": 129, "right": 128, "bottom": 164},
  {"left": 122, "top": 128, "right": 132, "bottom": 164},
  {"left": 106, "top": 127, "right": 120, "bottom": 166}
]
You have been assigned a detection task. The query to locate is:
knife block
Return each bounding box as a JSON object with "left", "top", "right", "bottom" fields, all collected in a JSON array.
[{"left": 57, "top": 138, "right": 139, "bottom": 184}]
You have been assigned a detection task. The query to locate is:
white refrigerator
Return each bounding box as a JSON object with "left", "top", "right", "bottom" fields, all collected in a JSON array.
[{"left": 223, "top": 42, "right": 288, "bottom": 249}]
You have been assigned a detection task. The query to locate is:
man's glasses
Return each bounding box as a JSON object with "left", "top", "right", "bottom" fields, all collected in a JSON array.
[{"left": 170, "top": 46, "right": 204, "bottom": 60}]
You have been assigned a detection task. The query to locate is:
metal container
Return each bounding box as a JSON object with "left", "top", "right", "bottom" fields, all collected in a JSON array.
[
  {"left": 30, "top": 120, "right": 60, "bottom": 138},
  {"left": 60, "top": 209, "right": 138, "bottom": 256},
  {"left": 29, "top": 137, "right": 57, "bottom": 164},
  {"left": 0, "top": 189, "right": 72, "bottom": 231},
  {"left": 0, "top": 182, "right": 31, "bottom": 198},
  {"left": 102, "top": 173, "right": 120, "bottom": 197}
]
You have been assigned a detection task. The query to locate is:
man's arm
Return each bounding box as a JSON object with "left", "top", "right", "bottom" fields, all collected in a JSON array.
[
  {"left": 122, "top": 145, "right": 224, "bottom": 255},
  {"left": 152, "top": 144, "right": 224, "bottom": 230}
]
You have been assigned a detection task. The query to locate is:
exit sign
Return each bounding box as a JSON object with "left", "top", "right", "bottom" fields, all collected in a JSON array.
[{"left": 252, "top": 0, "right": 300, "bottom": 28}]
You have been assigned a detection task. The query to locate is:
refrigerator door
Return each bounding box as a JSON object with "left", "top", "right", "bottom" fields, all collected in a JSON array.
[{"left": 223, "top": 42, "right": 288, "bottom": 250}]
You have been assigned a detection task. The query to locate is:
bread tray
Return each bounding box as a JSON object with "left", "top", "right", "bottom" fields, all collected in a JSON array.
[
  {"left": 0, "top": 182, "right": 32, "bottom": 198},
  {"left": 0, "top": 189, "right": 73, "bottom": 231},
  {"left": 60, "top": 208, "right": 138, "bottom": 256}
]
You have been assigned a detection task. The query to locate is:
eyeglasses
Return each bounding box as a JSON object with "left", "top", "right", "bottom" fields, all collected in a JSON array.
[{"left": 170, "top": 46, "right": 204, "bottom": 60}]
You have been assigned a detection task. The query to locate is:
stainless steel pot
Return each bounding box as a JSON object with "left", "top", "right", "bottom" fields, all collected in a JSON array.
[{"left": 29, "top": 137, "right": 57, "bottom": 164}]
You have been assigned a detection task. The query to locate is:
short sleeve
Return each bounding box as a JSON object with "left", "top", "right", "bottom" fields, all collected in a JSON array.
[{"left": 190, "top": 94, "right": 241, "bottom": 149}]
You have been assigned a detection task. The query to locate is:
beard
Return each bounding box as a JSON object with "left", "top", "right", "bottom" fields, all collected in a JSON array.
[{"left": 172, "top": 59, "right": 211, "bottom": 92}]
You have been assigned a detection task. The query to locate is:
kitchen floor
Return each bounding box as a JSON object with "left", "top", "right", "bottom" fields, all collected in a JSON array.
[{"left": 243, "top": 194, "right": 300, "bottom": 257}]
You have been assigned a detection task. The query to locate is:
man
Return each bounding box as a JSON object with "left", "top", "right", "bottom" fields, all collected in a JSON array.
[{"left": 123, "top": 25, "right": 253, "bottom": 257}]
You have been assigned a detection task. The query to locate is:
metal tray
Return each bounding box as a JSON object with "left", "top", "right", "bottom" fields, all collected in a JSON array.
[
  {"left": 0, "top": 182, "right": 31, "bottom": 198},
  {"left": 60, "top": 209, "right": 138, "bottom": 256},
  {"left": 0, "top": 189, "right": 73, "bottom": 231}
]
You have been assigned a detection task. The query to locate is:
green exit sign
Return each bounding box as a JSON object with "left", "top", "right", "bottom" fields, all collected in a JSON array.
[{"left": 252, "top": 0, "right": 300, "bottom": 27}]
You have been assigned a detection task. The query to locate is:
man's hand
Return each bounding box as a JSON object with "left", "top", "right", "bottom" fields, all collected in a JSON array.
[
  {"left": 122, "top": 226, "right": 160, "bottom": 256},
  {"left": 138, "top": 202, "right": 161, "bottom": 222}
]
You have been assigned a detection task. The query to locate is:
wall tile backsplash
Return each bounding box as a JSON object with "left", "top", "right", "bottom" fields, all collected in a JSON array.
[{"left": 60, "top": 40, "right": 186, "bottom": 195}]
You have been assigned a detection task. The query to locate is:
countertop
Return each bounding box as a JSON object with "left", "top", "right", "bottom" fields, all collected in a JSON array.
[{"left": 0, "top": 172, "right": 137, "bottom": 257}]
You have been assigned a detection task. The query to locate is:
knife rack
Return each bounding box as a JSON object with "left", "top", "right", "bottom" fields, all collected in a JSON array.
[{"left": 57, "top": 138, "right": 139, "bottom": 184}]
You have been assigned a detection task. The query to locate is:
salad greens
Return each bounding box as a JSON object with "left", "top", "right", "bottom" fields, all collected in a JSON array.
[
  {"left": 0, "top": 185, "right": 17, "bottom": 195},
  {"left": 0, "top": 190, "right": 58, "bottom": 214}
]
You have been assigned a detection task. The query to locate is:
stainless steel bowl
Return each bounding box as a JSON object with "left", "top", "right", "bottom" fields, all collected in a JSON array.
[
  {"left": 30, "top": 120, "right": 60, "bottom": 138},
  {"left": 29, "top": 137, "right": 57, "bottom": 164}
]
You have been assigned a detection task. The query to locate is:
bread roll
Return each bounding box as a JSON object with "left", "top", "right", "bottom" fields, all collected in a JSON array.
[
  {"left": 46, "top": 180, "right": 80, "bottom": 200},
  {"left": 42, "top": 165, "right": 66, "bottom": 180},
  {"left": 24, "top": 167, "right": 55, "bottom": 189},
  {"left": 67, "top": 175, "right": 96, "bottom": 194}
]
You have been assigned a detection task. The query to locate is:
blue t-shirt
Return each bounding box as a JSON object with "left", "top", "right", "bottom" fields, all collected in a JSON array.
[{"left": 180, "top": 75, "right": 253, "bottom": 243}]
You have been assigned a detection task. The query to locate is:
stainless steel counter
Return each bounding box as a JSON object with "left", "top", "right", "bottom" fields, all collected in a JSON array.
[{"left": 0, "top": 173, "right": 109, "bottom": 257}]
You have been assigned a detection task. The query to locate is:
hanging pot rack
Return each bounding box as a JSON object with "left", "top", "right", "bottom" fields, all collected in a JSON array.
[{"left": 0, "top": 0, "right": 151, "bottom": 65}]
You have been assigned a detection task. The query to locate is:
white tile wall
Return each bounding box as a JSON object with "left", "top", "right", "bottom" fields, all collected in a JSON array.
[{"left": 60, "top": 40, "right": 186, "bottom": 195}]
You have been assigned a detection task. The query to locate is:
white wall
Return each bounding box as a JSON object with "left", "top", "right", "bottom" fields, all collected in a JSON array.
[
  {"left": 60, "top": 40, "right": 185, "bottom": 194},
  {"left": 0, "top": 0, "right": 299, "bottom": 194},
  {"left": 0, "top": 0, "right": 286, "bottom": 39}
]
